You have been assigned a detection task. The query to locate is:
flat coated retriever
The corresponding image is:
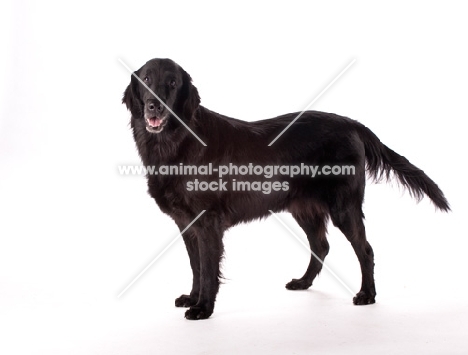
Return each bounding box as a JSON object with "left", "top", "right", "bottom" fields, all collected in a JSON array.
[{"left": 122, "top": 58, "right": 449, "bottom": 320}]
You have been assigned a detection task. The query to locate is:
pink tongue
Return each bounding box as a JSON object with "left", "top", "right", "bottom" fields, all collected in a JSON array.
[{"left": 148, "top": 117, "right": 162, "bottom": 127}]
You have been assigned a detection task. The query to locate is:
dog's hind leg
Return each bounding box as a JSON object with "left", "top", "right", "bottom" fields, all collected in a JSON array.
[
  {"left": 330, "top": 202, "right": 376, "bottom": 305},
  {"left": 286, "top": 212, "right": 329, "bottom": 290}
]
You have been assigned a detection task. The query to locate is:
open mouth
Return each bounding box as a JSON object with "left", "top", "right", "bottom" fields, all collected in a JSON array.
[{"left": 145, "top": 116, "right": 168, "bottom": 133}]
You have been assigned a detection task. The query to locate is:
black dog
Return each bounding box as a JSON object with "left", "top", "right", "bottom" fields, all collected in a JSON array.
[{"left": 122, "top": 58, "right": 449, "bottom": 320}]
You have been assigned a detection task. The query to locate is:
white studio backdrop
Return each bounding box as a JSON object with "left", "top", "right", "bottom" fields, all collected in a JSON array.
[{"left": 0, "top": 1, "right": 467, "bottom": 354}]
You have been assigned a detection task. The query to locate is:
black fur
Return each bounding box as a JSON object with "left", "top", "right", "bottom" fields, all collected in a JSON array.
[{"left": 122, "top": 58, "right": 450, "bottom": 320}]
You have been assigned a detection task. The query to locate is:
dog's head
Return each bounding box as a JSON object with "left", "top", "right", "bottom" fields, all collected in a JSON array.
[{"left": 122, "top": 58, "right": 200, "bottom": 134}]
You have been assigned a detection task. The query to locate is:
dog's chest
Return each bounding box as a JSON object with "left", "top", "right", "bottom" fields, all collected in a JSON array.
[{"left": 147, "top": 175, "right": 190, "bottom": 214}]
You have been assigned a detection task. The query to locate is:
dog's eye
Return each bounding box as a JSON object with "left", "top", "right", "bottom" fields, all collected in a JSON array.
[
  {"left": 144, "top": 76, "right": 150, "bottom": 82},
  {"left": 170, "top": 80, "right": 176, "bottom": 88}
]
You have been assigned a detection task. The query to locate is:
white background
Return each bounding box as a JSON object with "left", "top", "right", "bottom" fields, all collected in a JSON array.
[{"left": 1, "top": 1, "right": 467, "bottom": 354}]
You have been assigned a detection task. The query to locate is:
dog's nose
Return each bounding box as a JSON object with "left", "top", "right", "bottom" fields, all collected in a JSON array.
[{"left": 147, "top": 101, "right": 164, "bottom": 114}]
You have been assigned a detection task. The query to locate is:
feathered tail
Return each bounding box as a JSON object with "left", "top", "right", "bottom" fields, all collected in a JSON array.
[{"left": 357, "top": 124, "right": 450, "bottom": 211}]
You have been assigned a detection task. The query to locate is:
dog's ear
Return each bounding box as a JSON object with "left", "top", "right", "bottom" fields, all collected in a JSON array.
[
  {"left": 180, "top": 69, "right": 200, "bottom": 121},
  {"left": 122, "top": 71, "right": 143, "bottom": 117}
]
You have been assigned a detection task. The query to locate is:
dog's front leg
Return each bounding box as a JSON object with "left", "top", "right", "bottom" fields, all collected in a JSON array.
[
  {"left": 184, "top": 216, "right": 224, "bottom": 320},
  {"left": 175, "top": 232, "right": 200, "bottom": 308}
]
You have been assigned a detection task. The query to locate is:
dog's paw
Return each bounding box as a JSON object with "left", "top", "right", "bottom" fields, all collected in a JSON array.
[
  {"left": 285, "top": 278, "right": 312, "bottom": 290},
  {"left": 175, "top": 294, "right": 197, "bottom": 308},
  {"left": 353, "top": 291, "right": 376, "bottom": 305},
  {"left": 184, "top": 306, "right": 212, "bottom": 320}
]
